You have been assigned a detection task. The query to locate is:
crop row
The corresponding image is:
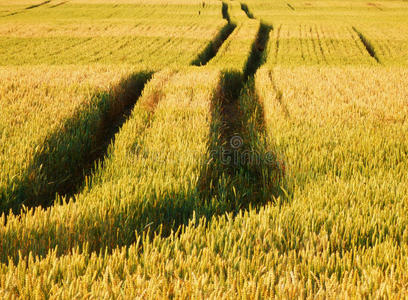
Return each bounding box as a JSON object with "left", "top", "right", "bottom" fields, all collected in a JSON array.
[
  {"left": 0, "top": 36, "right": 227, "bottom": 67},
  {"left": 240, "top": 0, "right": 408, "bottom": 65},
  {"left": 0, "top": 0, "right": 226, "bottom": 67},
  {"left": 0, "top": 67, "right": 219, "bottom": 263},
  {"left": 266, "top": 24, "right": 382, "bottom": 66},
  {"left": 0, "top": 0, "right": 222, "bottom": 20},
  {"left": 3, "top": 0, "right": 406, "bottom": 67},
  {"left": 2, "top": 64, "right": 407, "bottom": 298},
  {"left": 352, "top": 25, "right": 408, "bottom": 65},
  {"left": 241, "top": 0, "right": 408, "bottom": 25},
  {"left": 0, "top": 0, "right": 235, "bottom": 214},
  {"left": 0, "top": 66, "right": 152, "bottom": 214},
  {"left": 0, "top": 1, "right": 277, "bottom": 264}
]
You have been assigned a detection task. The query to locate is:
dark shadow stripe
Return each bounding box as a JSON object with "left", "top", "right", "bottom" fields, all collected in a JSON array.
[
  {"left": 240, "top": 3, "right": 254, "bottom": 19},
  {"left": 191, "top": 2, "right": 236, "bottom": 66},
  {"left": 0, "top": 71, "right": 153, "bottom": 216},
  {"left": 1, "top": 12, "right": 20, "bottom": 17},
  {"left": 244, "top": 23, "right": 272, "bottom": 79},
  {"left": 353, "top": 26, "right": 381, "bottom": 63},
  {"left": 198, "top": 21, "right": 284, "bottom": 215},
  {"left": 26, "top": 0, "right": 51, "bottom": 10},
  {"left": 191, "top": 23, "right": 236, "bottom": 66},
  {"left": 222, "top": 1, "right": 231, "bottom": 23}
]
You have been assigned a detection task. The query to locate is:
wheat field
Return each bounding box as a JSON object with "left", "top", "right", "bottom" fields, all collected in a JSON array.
[{"left": 0, "top": 0, "right": 408, "bottom": 298}]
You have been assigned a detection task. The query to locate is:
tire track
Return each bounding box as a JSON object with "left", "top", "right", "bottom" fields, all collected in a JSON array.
[
  {"left": 1, "top": 0, "right": 52, "bottom": 18},
  {"left": 191, "top": 2, "right": 236, "bottom": 66},
  {"left": 200, "top": 21, "right": 284, "bottom": 212},
  {"left": 1, "top": 72, "right": 153, "bottom": 216},
  {"left": 240, "top": 3, "right": 254, "bottom": 19},
  {"left": 198, "top": 3, "right": 283, "bottom": 209},
  {"left": 352, "top": 26, "right": 381, "bottom": 63},
  {"left": 26, "top": 0, "right": 51, "bottom": 10}
]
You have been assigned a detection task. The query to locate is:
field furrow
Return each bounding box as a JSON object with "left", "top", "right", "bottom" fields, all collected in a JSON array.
[
  {"left": 191, "top": 2, "right": 235, "bottom": 66},
  {"left": 0, "top": 4, "right": 283, "bottom": 264},
  {"left": 208, "top": 20, "right": 260, "bottom": 72},
  {"left": 25, "top": 1, "right": 51, "bottom": 10},
  {"left": 252, "top": 65, "right": 408, "bottom": 296},
  {"left": 352, "top": 26, "right": 381, "bottom": 63},
  {"left": 353, "top": 25, "right": 408, "bottom": 65},
  {"left": 0, "top": 68, "right": 222, "bottom": 263},
  {"left": 266, "top": 24, "right": 378, "bottom": 66},
  {"left": 201, "top": 6, "right": 283, "bottom": 221},
  {"left": 0, "top": 66, "right": 152, "bottom": 214},
  {"left": 0, "top": 1, "right": 226, "bottom": 67},
  {"left": 3, "top": 71, "right": 406, "bottom": 299}
]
